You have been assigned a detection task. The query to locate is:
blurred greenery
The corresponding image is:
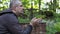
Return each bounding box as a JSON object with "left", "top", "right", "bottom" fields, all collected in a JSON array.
[
  {"left": 0, "top": 0, "right": 60, "bottom": 34},
  {"left": 54, "top": 22, "right": 60, "bottom": 32},
  {"left": 18, "top": 17, "right": 30, "bottom": 23}
]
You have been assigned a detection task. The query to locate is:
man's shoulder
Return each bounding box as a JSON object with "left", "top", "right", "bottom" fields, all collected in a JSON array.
[
  {"left": 0, "top": 8, "right": 13, "bottom": 15},
  {"left": 1, "top": 9, "right": 11, "bottom": 12},
  {"left": 0, "top": 9, "right": 17, "bottom": 18},
  {"left": 2, "top": 13, "right": 16, "bottom": 18}
]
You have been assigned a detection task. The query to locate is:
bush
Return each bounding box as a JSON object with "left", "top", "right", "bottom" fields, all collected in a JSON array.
[{"left": 54, "top": 22, "right": 60, "bottom": 32}]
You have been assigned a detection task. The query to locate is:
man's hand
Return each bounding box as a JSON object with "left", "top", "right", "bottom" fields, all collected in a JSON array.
[{"left": 29, "top": 17, "right": 42, "bottom": 27}]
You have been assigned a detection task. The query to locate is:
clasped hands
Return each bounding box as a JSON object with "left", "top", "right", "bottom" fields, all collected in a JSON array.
[{"left": 29, "top": 17, "right": 42, "bottom": 27}]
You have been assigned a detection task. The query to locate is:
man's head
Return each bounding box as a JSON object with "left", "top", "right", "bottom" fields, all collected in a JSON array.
[{"left": 10, "top": 0, "right": 24, "bottom": 16}]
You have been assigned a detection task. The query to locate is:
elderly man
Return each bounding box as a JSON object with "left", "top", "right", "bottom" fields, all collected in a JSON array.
[{"left": 0, "top": 0, "right": 40, "bottom": 34}]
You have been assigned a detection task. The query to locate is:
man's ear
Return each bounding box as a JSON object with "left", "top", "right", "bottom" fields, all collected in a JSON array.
[{"left": 12, "top": 6, "right": 16, "bottom": 11}]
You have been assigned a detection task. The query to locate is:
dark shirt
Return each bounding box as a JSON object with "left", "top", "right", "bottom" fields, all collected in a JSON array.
[{"left": 0, "top": 9, "right": 32, "bottom": 34}]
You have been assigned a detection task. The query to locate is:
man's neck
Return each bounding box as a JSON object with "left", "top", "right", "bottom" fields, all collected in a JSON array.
[{"left": 12, "top": 10, "right": 19, "bottom": 16}]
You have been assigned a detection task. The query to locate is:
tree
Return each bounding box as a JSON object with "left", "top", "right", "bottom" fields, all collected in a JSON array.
[{"left": 0, "top": 0, "right": 10, "bottom": 11}]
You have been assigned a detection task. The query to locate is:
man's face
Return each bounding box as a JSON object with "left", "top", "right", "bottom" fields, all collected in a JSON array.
[{"left": 15, "top": 3, "right": 24, "bottom": 15}]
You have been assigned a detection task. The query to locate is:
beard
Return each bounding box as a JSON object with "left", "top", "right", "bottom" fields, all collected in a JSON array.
[
  {"left": 16, "top": 10, "right": 27, "bottom": 18},
  {"left": 19, "top": 12, "right": 27, "bottom": 18}
]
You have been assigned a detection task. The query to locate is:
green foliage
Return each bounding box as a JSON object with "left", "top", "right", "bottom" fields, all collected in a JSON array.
[
  {"left": 46, "top": 19, "right": 56, "bottom": 34},
  {"left": 0, "top": 0, "right": 10, "bottom": 11},
  {"left": 36, "top": 15, "right": 46, "bottom": 19},
  {"left": 54, "top": 22, "right": 60, "bottom": 32},
  {"left": 0, "top": 0, "right": 60, "bottom": 34},
  {"left": 21, "top": 0, "right": 39, "bottom": 9},
  {"left": 18, "top": 17, "right": 30, "bottom": 23},
  {"left": 55, "top": 13, "right": 60, "bottom": 22}
]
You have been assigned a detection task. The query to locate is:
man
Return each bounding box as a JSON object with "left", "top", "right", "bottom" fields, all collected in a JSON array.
[{"left": 0, "top": 0, "right": 40, "bottom": 34}]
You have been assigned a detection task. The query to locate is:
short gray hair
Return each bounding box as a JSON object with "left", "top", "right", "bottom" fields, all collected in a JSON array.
[{"left": 10, "top": 0, "right": 22, "bottom": 8}]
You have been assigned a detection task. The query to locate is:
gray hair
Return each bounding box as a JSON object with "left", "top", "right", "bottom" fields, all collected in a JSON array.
[{"left": 10, "top": 0, "right": 22, "bottom": 8}]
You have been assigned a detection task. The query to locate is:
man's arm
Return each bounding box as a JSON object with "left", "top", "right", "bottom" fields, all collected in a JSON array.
[{"left": 3, "top": 14, "right": 33, "bottom": 34}]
